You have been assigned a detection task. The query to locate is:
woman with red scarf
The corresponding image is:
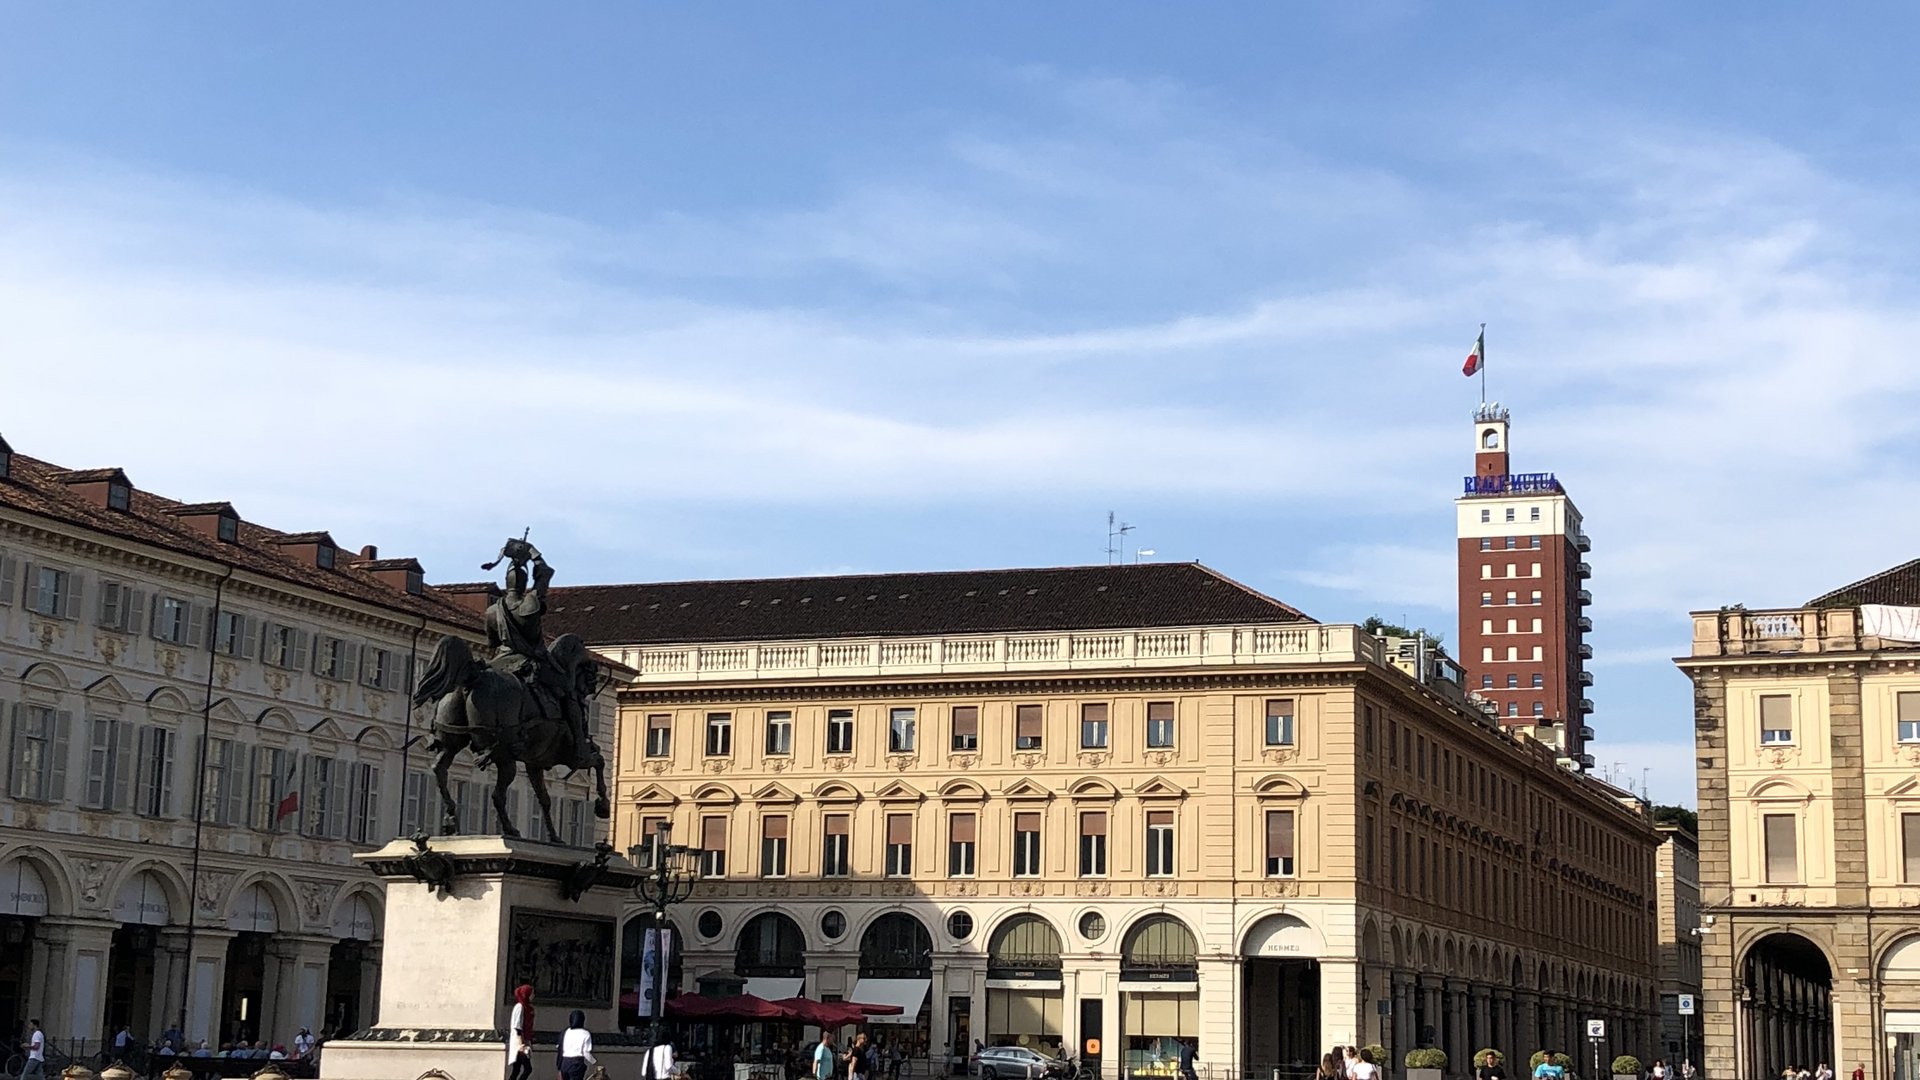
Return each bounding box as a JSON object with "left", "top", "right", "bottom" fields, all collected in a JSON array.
[{"left": 507, "top": 984, "right": 535, "bottom": 1080}]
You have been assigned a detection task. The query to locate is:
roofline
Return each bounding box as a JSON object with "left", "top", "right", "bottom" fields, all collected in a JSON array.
[
  {"left": 549, "top": 560, "right": 1220, "bottom": 593},
  {"left": 1806, "top": 556, "right": 1920, "bottom": 607}
]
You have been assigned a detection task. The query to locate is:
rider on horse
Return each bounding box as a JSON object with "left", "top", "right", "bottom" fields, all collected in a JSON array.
[{"left": 483, "top": 538, "right": 595, "bottom": 770}]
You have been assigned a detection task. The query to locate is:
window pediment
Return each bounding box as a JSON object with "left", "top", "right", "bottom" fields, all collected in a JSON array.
[
  {"left": 812, "top": 781, "right": 862, "bottom": 803},
  {"left": 875, "top": 780, "right": 924, "bottom": 804},
  {"left": 1133, "top": 775, "right": 1187, "bottom": 800},
  {"left": 1252, "top": 773, "right": 1308, "bottom": 800},
  {"left": 1001, "top": 778, "right": 1054, "bottom": 802},
  {"left": 752, "top": 782, "right": 800, "bottom": 805},
  {"left": 690, "top": 783, "right": 738, "bottom": 806},
  {"left": 1747, "top": 776, "right": 1813, "bottom": 803},
  {"left": 936, "top": 779, "right": 986, "bottom": 802},
  {"left": 630, "top": 784, "right": 680, "bottom": 808},
  {"left": 83, "top": 674, "right": 134, "bottom": 702},
  {"left": 1068, "top": 777, "right": 1119, "bottom": 801}
]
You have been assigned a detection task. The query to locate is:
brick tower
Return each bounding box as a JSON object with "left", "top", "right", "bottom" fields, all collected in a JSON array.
[{"left": 1454, "top": 403, "right": 1594, "bottom": 765}]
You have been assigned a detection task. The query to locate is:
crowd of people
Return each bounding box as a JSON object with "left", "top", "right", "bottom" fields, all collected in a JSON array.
[{"left": 121, "top": 1022, "right": 322, "bottom": 1074}]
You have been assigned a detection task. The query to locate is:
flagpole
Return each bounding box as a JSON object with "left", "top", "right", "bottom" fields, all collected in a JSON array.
[{"left": 1479, "top": 322, "right": 1487, "bottom": 405}]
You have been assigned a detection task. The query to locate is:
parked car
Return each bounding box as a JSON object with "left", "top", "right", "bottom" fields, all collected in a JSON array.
[{"left": 973, "top": 1047, "right": 1068, "bottom": 1080}]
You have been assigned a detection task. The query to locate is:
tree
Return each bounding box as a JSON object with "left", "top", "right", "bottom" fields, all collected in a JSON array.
[
  {"left": 1653, "top": 804, "right": 1697, "bottom": 833},
  {"left": 1363, "top": 616, "right": 1445, "bottom": 651}
]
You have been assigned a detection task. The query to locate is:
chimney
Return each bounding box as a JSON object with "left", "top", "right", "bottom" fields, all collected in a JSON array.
[
  {"left": 58, "top": 468, "right": 133, "bottom": 511},
  {"left": 360, "top": 545, "right": 379, "bottom": 560},
  {"left": 361, "top": 557, "right": 425, "bottom": 596},
  {"left": 165, "top": 502, "right": 242, "bottom": 544}
]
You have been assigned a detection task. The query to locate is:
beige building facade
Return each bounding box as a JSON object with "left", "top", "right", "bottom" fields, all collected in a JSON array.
[
  {"left": 1678, "top": 561, "right": 1920, "bottom": 1080},
  {"left": 556, "top": 564, "right": 1661, "bottom": 1077},
  {"left": 0, "top": 436, "right": 609, "bottom": 1054},
  {"left": 1653, "top": 823, "right": 1702, "bottom": 1066}
]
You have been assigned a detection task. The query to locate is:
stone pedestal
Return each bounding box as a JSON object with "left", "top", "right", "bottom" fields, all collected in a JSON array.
[{"left": 320, "top": 836, "right": 647, "bottom": 1080}]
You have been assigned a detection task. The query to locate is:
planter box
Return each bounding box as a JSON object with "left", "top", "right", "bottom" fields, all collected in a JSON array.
[
  {"left": 1615, "top": 1074, "right": 1640, "bottom": 1080},
  {"left": 1408, "top": 1069, "right": 1444, "bottom": 1080}
]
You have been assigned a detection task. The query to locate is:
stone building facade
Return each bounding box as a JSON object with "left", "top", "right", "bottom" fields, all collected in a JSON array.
[
  {"left": 1677, "top": 560, "right": 1920, "bottom": 1080},
  {"left": 0, "top": 436, "right": 609, "bottom": 1053},
  {"left": 1653, "top": 823, "right": 1702, "bottom": 1066},
  {"left": 554, "top": 564, "right": 1661, "bottom": 1077}
]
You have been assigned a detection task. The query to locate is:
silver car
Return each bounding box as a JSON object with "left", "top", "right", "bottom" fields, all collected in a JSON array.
[{"left": 974, "top": 1046, "right": 1066, "bottom": 1080}]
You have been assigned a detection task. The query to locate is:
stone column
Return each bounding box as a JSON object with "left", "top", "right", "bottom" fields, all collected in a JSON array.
[
  {"left": 1490, "top": 990, "right": 1513, "bottom": 1062},
  {"left": 1365, "top": 965, "right": 1394, "bottom": 1049},
  {"left": 1420, "top": 976, "right": 1443, "bottom": 1047},
  {"left": 1444, "top": 979, "right": 1469, "bottom": 1067},
  {"left": 32, "top": 917, "right": 119, "bottom": 1044},
  {"left": 1392, "top": 974, "right": 1415, "bottom": 1066},
  {"left": 1471, "top": 985, "right": 1492, "bottom": 1059},
  {"left": 1320, "top": 959, "right": 1363, "bottom": 1050},
  {"left": 179, "top": 928, "right": 236, "bottom": 1046},
  {"left": 357, "top": 945, "right": 382, "bottom": 1030},
  {"left": 266, "top": 935, "right": 337, "bottom": 1046}
]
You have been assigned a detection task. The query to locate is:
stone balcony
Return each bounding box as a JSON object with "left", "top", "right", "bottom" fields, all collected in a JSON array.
[
  {"left": 1686, "top": 605, "right": 1910, "bottom": 658},
  {"left": 602, "top": 622, "right": 1389, "bottom": 683}
]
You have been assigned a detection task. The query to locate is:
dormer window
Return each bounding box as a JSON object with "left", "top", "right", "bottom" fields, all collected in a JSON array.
[
  {"left": 217, "top": 515, "right": 238, "bottom": 543},
  {"left": 0, "top": 436, "right": 12, "bottom": 480},
  {"left": 316, "top": 544, "right": 336, "bottom": 570},
  {"left": 107, "top": 482, "right": 131, "bottom": 511},
  {"left": 406, "top": 568, "right": 424, "bottom": 595}
]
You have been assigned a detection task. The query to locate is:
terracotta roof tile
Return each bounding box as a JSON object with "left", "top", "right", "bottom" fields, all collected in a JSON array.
[
  {"left": 547, "top": 562, "right": 1312, "bottom": 646},
  {"left": 1807, "top": 557, "right": 1920, "bottom": 608},
  {"left": 0, "top": 451, "right": 479, "bottom": 629}
]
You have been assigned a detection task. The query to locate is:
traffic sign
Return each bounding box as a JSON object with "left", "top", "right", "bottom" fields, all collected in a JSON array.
[
  {"left": 1678, "top": 994, "right": 1696, "bottom": 1016},
  {"left": 1587, "top": 1019, "right": 1606, "bottom": 1039}
]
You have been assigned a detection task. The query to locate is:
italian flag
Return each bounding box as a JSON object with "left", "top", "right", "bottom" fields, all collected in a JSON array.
[{"left": 1463, "top": 331, "right": 1484, "bottom": 376}]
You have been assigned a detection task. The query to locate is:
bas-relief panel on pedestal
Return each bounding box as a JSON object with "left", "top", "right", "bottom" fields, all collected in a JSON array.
[{"left": 505, "top": 907, "right": 616, "bottom": 1008}]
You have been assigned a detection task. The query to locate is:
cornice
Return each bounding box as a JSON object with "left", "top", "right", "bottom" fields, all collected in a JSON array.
[{"left": 617, "top": 666, "right": 1366, "bottom": 706}]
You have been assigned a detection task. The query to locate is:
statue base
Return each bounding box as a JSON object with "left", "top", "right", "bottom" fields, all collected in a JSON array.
[{"left": 319, "top": 835, "right": 650, "bottom": 1080}]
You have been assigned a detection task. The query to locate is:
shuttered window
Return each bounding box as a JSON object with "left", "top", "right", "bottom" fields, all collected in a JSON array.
[
  {"left": 1265, "top": 810, "right": 1297, "bottom": 877},
  {"left": 1146, "top": 701, "right": 1175, "bottom": 749},
  {"left": 760, "top": 815, "right": 788, "bottom": 877},
  {"left": 1265, "top": 699, "right": 1296, "bottom": 746},
  {"left": 1080, "top": 703, "right": 1109, "bottom": 749},
  {"left": 1146, "top": 810, "right": 1175, "bottom": 877},
  {"left": 645, "top": 714, "right": 673, "bottom": 758},
  {"left": 1904, "top": 814, "right": 1920, "bottom": 884},
  {"left": 1013, "top": 811, "right": 1042, "bottom": 876},
  {"left": 951, "top": 706, "right": 979, "bottom": 751},
  {"left": 701, "top": 815, "right": 728, "bottom": 877},
  {"left": 9, "top": 705, "right": 70, "bottom": 802},
  {"left": 1762, "top": 814, "right": 1798, "bottom": 883},
  {"left": 822, "top": 813, "right": 850, "bottom": 877},
  {"left": 1015, "top": 704, "right": 1044, "bottom": 750},
  {"left": 1899, "top": 693, "right": 1920, "bottom": 744}
]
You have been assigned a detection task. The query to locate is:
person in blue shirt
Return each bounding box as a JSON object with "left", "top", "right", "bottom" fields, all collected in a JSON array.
[{"left": 1533, "top": 1053, "right": 1566, "bottom": 1080}]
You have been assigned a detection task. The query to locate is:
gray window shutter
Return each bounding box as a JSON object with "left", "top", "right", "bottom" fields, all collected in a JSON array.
[
  {"left": 258, "top": 621, "right": 278, "bottom": 664},
  {"left": 97, "top": 584, "right": 117, "bottom": 627},
  {"left": 62, "top": 573, "right": 82, "bottom": 621},
  {"left": 340, "top": 642, "right": 361, "bottom": 684},
  {"left": 112, "top": 721, "right": 134, "bottom": 811},
  {"left": 240, "top": 616, "right": 259, "bottom": 660},
  {"left": 0, "top": 554, "right": 14, "bottom": 606},
  {"left": 291, "top": 630, "right": 311, "bottom": 672},
  {"left": 187, "top": 602, "right": 207, "bottom": 648},
  {"left": 159, "top": 727, "right": 176, "bottom": 817},
  {"left": 125, "top": 590, "right": 145, "bottom": 633},
  {"left": 311, "top": 635, "right": 330, "bottom": 675},
  {"left": 148, "top": 593, "right": 163, "bottom": 639},
  {"left": 330, "top": 762, "right": 349, "bottom": 839},
  {"left": 86, "top": 718, "right": 110, "bottom": 808},
  {"left": 50, "top": 709, "right": 72, "bottom": 802},
  {"left": 18, "top": 562, "right": 34, "bottom": 609},
  {"left": 4, "top": 704, "right": 20, "bottom": 799}
]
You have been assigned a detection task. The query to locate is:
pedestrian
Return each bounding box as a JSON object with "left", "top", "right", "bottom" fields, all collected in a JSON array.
[
  {"left": 507, "top": 984, "right": 536, "bottom": 1080},
  {"left": 1680, "top": 1063, "right": 1695, "bottom": 1080},
  {"left": 815, "top": 1033, "right": 839, "bottom": 1080},
  {"left": 22, "top": 1020, "right": 45, "bottom": 1080},
  {"left": 1178, "top": 1039, "right": 1197, "bottom": 1080},
  {"left": 556, "top": 1010, "right": 594, "bottom": 1080},
  {"left": 1649, "top": 1060, "right": 1666, "bottom": 1080},
  {"left": 1816, "top": 1066, "right": 1832, "bottom": 1080},
  {"left": 1851, "top": 1065, "right": 1865, "bottom": 1080},
  {"left": 294, "top": 1029, "right": 316, "bottom": 1060},
  {"left": 1317, "top": 1053, "right": 1343, "bottom": 1080},
  {"left": 1477, "top": 1052, "right": 1508, "bottom": 1080},
  {"left": 1533, "top": 1052, "right": 1565, "bottom": 1080},
  {"left": 847, "top": 1033, "right": 877, "bottom": 1080},
  {"left": 1328, "top": 1047, "right": 1349, "bottom": 1080},
  {"left": 643, "top": 1038, "right": 676, "bottom": 1080},
  {"left": 1344, "top": 1047, "right": 1379, "bottom": 1080}
]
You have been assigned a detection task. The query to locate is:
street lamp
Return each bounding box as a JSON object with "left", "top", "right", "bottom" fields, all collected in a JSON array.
[{"left": 630, "top": 820, "right": 703, "bottom": 1051}]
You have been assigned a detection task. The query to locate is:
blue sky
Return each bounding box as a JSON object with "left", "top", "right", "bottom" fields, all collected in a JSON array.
[{"left": 5, "top": 4, "right": 1920, "bottom": 806}]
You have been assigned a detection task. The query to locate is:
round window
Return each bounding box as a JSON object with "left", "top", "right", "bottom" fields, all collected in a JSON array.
[
  {"left": 821, "top": 910, "right": 848, "bottom": 941},
  {"left": 696, "top": 909, "right": 724, "bottom": 940},
  {"left": 1078, "top": 911, "right": 1107, "bottom": 941},
  {"left": 947, "top": 911, "right": 975, "bottom": 941}
]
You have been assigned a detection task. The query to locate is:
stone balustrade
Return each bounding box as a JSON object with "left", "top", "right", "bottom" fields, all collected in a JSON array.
[{"left": 1688, "top": 606, "right": 1871, "bottom": 657}]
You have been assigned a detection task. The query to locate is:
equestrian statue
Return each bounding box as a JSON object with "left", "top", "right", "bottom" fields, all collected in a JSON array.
[{"left": 414, "top": 537, "right": 612, "bottom": 842}]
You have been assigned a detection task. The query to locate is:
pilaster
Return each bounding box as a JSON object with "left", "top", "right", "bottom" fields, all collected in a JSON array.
[
  {"left": 266, "top": 935, "right": 337, "bottom": 1047},
  {"left": 33, "top": 917, "right": 119, "bottom": 1043}
]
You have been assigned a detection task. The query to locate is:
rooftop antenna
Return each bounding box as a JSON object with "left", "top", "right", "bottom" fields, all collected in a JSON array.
[
  {"left": 1134, "top": 548, "right": 1156, "bottom": 564},
  {"left": 1106, "top": 511, "right": 1134, "bottom": 565}
]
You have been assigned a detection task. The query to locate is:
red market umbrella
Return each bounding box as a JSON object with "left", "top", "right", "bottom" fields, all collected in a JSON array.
[
  {"left": 768, "top": 998, "right": 900, "bottom": 1027},
  {"left": 666, "top": 993, "right": 791, "bottom": 1021}
]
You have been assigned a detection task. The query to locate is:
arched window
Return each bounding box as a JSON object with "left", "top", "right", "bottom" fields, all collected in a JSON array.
[
  {"left": 988, "top": 915, "right": 1063, "bottom": 976},
  {"left": 1121, "top": 915, "right": 1197, "bottom": 980},
  {"left": 1483, "top": 430, "right": 1500, "bottom": 449},
  {"left": 859, "top": 912, "right": 932, "bottom": 978},
  {"left": 735, "top": 912, "right": 806, "bottom": 977}
]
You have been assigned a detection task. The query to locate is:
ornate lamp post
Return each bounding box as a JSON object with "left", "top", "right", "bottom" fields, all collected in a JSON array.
[{"left": 630, "top": 820, "right": 703, "bottom": 1050}]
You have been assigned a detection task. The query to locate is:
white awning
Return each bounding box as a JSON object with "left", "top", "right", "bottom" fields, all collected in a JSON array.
[
  {"left": 745, "top": 977, "right": 805, "bottom": 1001},
  {"left": 851, "top": 978, "right": 930, "bottom": 1024}
]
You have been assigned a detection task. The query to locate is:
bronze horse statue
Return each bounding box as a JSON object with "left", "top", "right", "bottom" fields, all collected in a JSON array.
[{"left": 414, "top": 632, "right": 611, "bottom": 843}]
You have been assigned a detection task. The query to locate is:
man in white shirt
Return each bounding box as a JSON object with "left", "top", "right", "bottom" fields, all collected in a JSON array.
[
  {"left": 22, "top": 1019, "right": 45, "bottom": 1080},
  {"left": 643, "top": 1039, "right": 675, "bottom": 1080}
]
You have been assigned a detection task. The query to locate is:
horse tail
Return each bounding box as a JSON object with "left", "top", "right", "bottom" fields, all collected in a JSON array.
[{"left": 414, "top": 634, "right": 473, "bottom": 707}]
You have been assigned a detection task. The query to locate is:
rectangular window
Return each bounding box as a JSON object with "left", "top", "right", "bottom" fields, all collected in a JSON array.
[
  {"left": 645, "top": 714, "right": 673, "bottom": 758},
  {"left": 135, "top": 725, "right": 176, "bottom": 818},
  {"left": 1532, "top": 673, "right": 1544, "bottom": 688},
  {"left": 1479, "top": 538, "right": 1491, "bottom": 551},
  {"left": 885, "top": 813, "right": 913, "bottom": 876},
  {"left": 1531, "top": 590, "right": 1542, "bottom": 604},
  {"left": 1506, "top": 674, "right": 1519, "bottom": 688},
  {"left": 822, "top": 813, "right": 851, "bottom": 877},
  {"left": 1264, "top": 698, "right": 1295, "bottom": 746},
  {"left": 214, "top": 611, "right": 252, "bottom": 658},
  {"left": 1530, "top": 536, "right": 1541, "bottom": 548},
  {"left": 1078, "top": 811, "right": 1108, "bottom": 877},
  {"left": 1506, "top": 618, "right": 1518, "bottom": 633},
  {"left": 951, "top": 706, "right": 979, "bottom": 751},
  {"left": 1763, "top": 813, "right": 1798, "bottom": 883},
  {"left": 25, "top": 565, "right": 73, "bottom": 618},
  {"left": 1080, "top": 703, "right": 1109, "bottom": 749},
  {"left": 1481, "top": 675, "right": 1493, "bottom": 689},
  {"left": 85, "top": 716, "right": 133, "bottom": 811},
  {"left": 1506, "top": 591, "right": 1517, "bottom": 605},
  {"left": 1903, "top": 813, "right": 1920, "bottom": 884},
  {"left": 1504, "top": 507, "right": 1515, "bottom": 522},
  {"left": 1146, "top": 701, "right": 1175, "bottom": 749},
  {"left": 1530, "top": 562, "right": 1541, "bottom": 576},
  {"left": 1533, "top": 701, "right": 1545, "bottom": 717},
  {"left": 825, "top": 709, "right": 854, "bottom": 755},
  {"left": 765, "top": 711, "right": 794, "bottom": 756},
  {"left": 310, "top": 636, "right": 348, "bottom": 679},
  {"left": 701, "top": 815, "right": 728, "bottom": 877},
  {"left": 362, "top": 646, "right": 398, "bottom": 689},
  {"left": 1759, "top": 695, "right": 1793, "bottom": 744},
  {"left": 1481, "top": 564, "right": 1492, "bottom": 579},
  {"left": 97, "top": 582, "right": 142, "bottom": 632},
  {"left": 305, "top": 754, "right": 347, "bottom": 839},
  {"left": 1480, "top": 592, "right": 1492, "bottom": 606},
  {"left": 1480, "top": 508, "right": 1490, "bottom": 523},
  {"left": 401, "top": 770, "right": 429, "bottom": 835},
  {"left": 1145, "top": 810, "right": 1175, "bottom": 877},
  {"left": 152, "top": 595, "right": 194, "bottom": 645},
  {"left": 1505, "top": 536, "right": 1517, "bottom": 549},
  {"left": 1530, "top": 506, "right": 1541, "bottom": 521},
  {"left": 705, "top": 712, "right": 733, "bottom": 756},
  {"left": 1015, "top": 704, "right": 1044, "bottom": 750},
  {"left": 9, "top": 705, "right": 67, "bottom": 802},
  {"left": 252, "top": 747, "right": 292, "bottom": 832},
  {"left": 1507, "top": 563, "right": 1517, "bottom": 577},
  {"left": 888, "top": 707, "right": 917, "bottom": 753},
  {"left": 635, "top": 815, "right": 667, "bottom": 868},
  {"left": 263, "top": 624, "right": 309, "bottom": 670},
  {"left": 1013, "top": 811, "right": 1042, "bottom": 876},
  {"left": 349, "top": 762, "right": 381, "bottom": 844},
  {"left": 1266, "top": 810, "right": 1297, "bottom": 877},
  {"left": 760, "top": 815, "right": 789, "bottom": 877},
  {"left": 202, "top": 737, "right": 240, "bottom": 825},
  {"left": 1898, "top": 692, "right": 1920, "bottom": 743},
  {"left": 948, "top": 812, "right": 977, "bottom": 876}
]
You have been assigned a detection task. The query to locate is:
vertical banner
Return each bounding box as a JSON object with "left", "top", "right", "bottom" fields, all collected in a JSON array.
[{"left": 638, "top": 925, "right": 676, "bottom": 1017}]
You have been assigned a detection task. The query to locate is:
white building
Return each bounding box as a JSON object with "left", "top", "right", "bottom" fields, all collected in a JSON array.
[{"left": 0, "top": 434, "right": 608, "bottom": 1054}]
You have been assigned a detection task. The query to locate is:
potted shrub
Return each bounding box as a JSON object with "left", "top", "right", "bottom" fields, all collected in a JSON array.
[
  {"left": 1611, "top": 1056, "right": 1643, "bottom": 1080},
  {"left": 1366, "top": 1047, "right": 1390, "bottom": 1075},
  {"left": 1406, "top": 1047, "right": 1449, "bottom": 1080}
]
